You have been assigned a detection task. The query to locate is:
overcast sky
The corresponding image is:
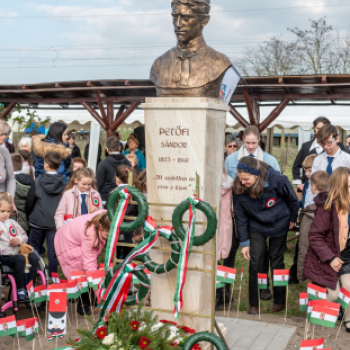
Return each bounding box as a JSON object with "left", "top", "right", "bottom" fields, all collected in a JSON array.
[{"left": 1, "top": 0, "right": 350, "bottom": 85}]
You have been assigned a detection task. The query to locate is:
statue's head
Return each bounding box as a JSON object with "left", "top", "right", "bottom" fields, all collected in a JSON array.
[{"left": 171, "top": 0, "right": 210, "bottom": 44}]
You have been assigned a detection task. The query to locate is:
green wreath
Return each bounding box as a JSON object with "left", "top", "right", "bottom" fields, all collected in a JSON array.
[
  {"left": 105, "top": 263, "right": 150, "bottom": 306},
  {"left": 107, "top": 186, "right": 148, "bottom": 232},
  {"left": 172, "top": 199, "right": 217, "bottom": 246},
  {"left": 183, "top": 332, "right": 227, "bottom": 350},
  {"left": 140, "top": 228, "right": 181, "bottom": 274}
]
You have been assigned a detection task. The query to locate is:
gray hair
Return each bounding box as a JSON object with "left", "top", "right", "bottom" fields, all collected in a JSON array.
[
  {"left": 18, "top": 137, "right": 32, "bottom": 149},
  {"left": 0, "top": 120, "right": 11, "bottom": 135},
  {"left": 225, "top": 134, "right": 237, "bottom": 146}
]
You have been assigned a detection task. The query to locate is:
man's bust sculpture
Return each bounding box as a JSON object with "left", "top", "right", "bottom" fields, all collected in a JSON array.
[{"left": 150, "top": 0, "right": 232, "bottom": 98}]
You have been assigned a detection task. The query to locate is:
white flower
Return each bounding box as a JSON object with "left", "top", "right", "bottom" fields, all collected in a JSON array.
[{"left": 102, "top": 333, "right": 116, "bottom": 345}]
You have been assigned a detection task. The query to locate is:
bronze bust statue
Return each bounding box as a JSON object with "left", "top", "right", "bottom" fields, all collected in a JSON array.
[{"left": 150, "top": 0, "right": 232, "bottom": 98}]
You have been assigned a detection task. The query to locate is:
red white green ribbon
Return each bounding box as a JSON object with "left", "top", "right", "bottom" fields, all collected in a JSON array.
[
  {"left": 173, "top": 195, "right": 200, "bottom": 319},
  {"left": 98, "top": 216, "right": 159, "bottom": 321},
  {"left": 48, "top": 333, "right": 64, "bottom": 341},
  {"left": 104, "top": 187, "right": 130, "bottom": 276}
]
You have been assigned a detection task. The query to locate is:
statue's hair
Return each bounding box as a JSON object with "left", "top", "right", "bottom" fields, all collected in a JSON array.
[{"left": 171, "top": 0, "right": 210, "bottom": 15}]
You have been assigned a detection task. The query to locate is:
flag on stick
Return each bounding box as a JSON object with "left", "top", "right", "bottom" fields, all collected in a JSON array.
[
  {"left": 309, "top": 306, "right": 338, "bottom": 328},
  {"left": 71, "top": 271, "right": 86, "bottom": 280},
  {"left": 87, "top": 270, "right": 105, "bottom": 290},
  {"left": 26, "top": 280, "right": 35, "bottom": 302},
  {"left": 239, "top": 268, "right": 244, "bottom": 285},
  {"left": 307, "top": 283, "right": 327, "bottom": 301},
  {"left": 299, "top": 293, "right": 308, "bottom": 312},
  {"left": 25, "top": 318, "right": 36, "bottom": 342},
  {"left": 217, "top": 266, "right": 236, "bottom": 284},
  {"left": 34, "top": 285, "right": 48, "bottom": 303},
  {"left": 52, "top": 273, "right": 60, "bottom": 284},
  {"left": 16, "top": 319, "right": 27, "bottom": 337},
  {"left": 258, "top": 273, "right": 268, "bottom": 290},
  {"left": 337, "top": 286, "right": 350, "bottom": 310},
  {"left": 49, "top": 280, "right": 80, "bottom": 300},
  {"left": 0, "top": 315, "right": 17, "bottom": 337},
  {"left": 273, "top": 269, "right": 289, "bottom": 287},
  {"left": 77, "top": 276, "right": 89, "bottom": 294},
  {"left": 47, "top": 292, "right": 67, "bottom": 337},
  {"left": 299, "top": 337, "right": 324, "bottom": 349}
]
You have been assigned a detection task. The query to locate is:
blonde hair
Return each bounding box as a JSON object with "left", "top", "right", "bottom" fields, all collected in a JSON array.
[
  {"left": 0, "top": 192, "right": 12, "bottom": 206},
  {"left": 85, "top": 212, "right": 111, "bottom": 249},
  {"left": 302, "top": 154, "right": 317, "bottom": 169},
  {"left": 127, "top": 136, "right": 139, "bottom": 148},
  {"left": 324, "top": 167, "right": 350, "bottom": 214},
  {"left": 65, "top": 167, "right": 97, "bottom": 192}
]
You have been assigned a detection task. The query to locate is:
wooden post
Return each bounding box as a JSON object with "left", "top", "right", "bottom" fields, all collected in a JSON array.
[
  {"left": 0, "top": 102, "right": 16, "bottom": 120},
  {"left": 285, "top": 133, "right": 291, "bottom": 167},
  {"left": 281, "top": 129, "right": 285, "bottom": 149}
]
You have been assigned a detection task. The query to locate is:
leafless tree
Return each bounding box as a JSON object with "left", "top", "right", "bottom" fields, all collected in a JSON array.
[
  {"left": 233, "top": 36, "right": 305, "bottom": 76},
  {"left": 288, "top": 17, "right": 333, "bottom": 74},
  {"left": 330, "top": 30, "right": 350, "bottom": 74}
]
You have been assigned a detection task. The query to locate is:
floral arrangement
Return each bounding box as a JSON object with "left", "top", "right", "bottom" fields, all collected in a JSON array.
[{"left": 68, "top": 304, "right": 200, "bottom": 350}]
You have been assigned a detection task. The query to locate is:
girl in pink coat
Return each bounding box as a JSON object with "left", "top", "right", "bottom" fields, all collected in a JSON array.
[
  {"left": 54, "top": 210, "right": 110, "bottom": 316},
  {"left": 55, "top": 167, "right": 103, "bottom": 229}
]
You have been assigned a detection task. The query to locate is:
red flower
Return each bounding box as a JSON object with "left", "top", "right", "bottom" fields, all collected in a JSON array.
[
  {"left": 160, "top": 319, "right": 177, "bottom": 326},
  {"left": 181, "top": 326, "right": 196, "bottom": 334},
  {"left": 96, "top": 326, "right": 107, "bottom": 339},
  {"left": 139, "top": 337, "right": 150, "bottom": 349},
  {"left": 171, "top": 343, "right": 178, "bottom": 347},
  {"left": 130, "top": 320, "right": 140, "bottom": 331},
  {"left": 191, "top": 344, "right": 201, "bottom": 350}
]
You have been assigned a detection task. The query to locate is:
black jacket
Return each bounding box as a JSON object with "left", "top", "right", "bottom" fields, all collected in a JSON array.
[
  {"left": 232, "top": 167, "right": 299, "bottom": 246},
  {"left": 14, "top": 174, "right": 35, "bottom": 232},
  {"left": 84, "top": 142, "right": 101, "bottom": 166},
  {"left": 96, "top": 154, "right": 131, "bottom": 202},
  {"left": 70, "top": 144, "right": 81, "bottom": 158},
  {"left": 28, "top": 174, "right": 66, "bottom": 230},
  {"left": 293, "top": 140, "right": 345, "bottom": 183}
]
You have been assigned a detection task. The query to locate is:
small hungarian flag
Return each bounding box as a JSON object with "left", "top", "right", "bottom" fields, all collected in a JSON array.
[
  {"left": 337, "top": 287, "right": 350, "bottom": 310},
  {"left": 77, "top": 276, "right": 89, "bottom": 294},
  {"left": 239, "top": 268, "right": 244, "bottom": 286},
  {"left": 87, "top": 270, "right": 105, "bottom": 290},
  {"left": 299, "top": 337, "right": 324, "bottom": 349},
  {"left": 0, "top": 315, "right": 17, "bottom": 337},
  {"left": 52, "top": 273, "right": 60, "bottom": 284},
  {"left": 299, "top": 293, "right": 308, "bottom": 312},
  {"left": 49, "top": 280, "right": 80, "bottom": 300},
  {"left": 273, "top": 269, "right": 289, "bottom": 287},
  {"left": 307, "top": 300, "right": 329, "bottom": 319},
  {"left": 307, "top": 283, "right": 327, "bottom": 300},
  {"left": 35, "top": 318, "right": 39, "bottom": 334},
  {"left": 71, "top": 271, "right": 86, "bottom": 280},
  {"left": 98, "top": 263, "right": 114, "bottom": 270},
  {"left": 310, "top": 306, "right": 338, "bottom": 328},
  {"left": 34, "top": 285, "right": 48, "bottom": 303},
  {"left": 25, "top": 318, "right": 36, "bottom": 342},
  {"left": 258, "top": 273, "right": 268, "bottom": 290},
  {"left": 217, "top": 266, "right": 236, "bottom": 284},
  {"left": 26, "top": 280, "right": 34, "bottom": 302},
  {"left": 16, "top": 319, "right": 27, "bottom": 337}
]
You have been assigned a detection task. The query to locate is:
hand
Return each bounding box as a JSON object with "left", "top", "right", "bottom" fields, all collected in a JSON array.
[
  {"left": 330, "top": 257, "right": 344, "bottom": 272},
  {"left": 88, "top": 205, "right": 98, "bottom": 214},
  {"left": 11, "top": 203, "right": 17, "bottom": 212},
  {"left": 297, "top": 184, "right": 304, "bottom": 191},
  {"left": 289, "top": 222, "right": 295, "bottom": 229},
  {"left": 231, "top": 206, "right": 235, "bottom": 216},
  {"left": 9, "top": 237, "right": 20, "bottom": 246},
  {"left": 241, "top": 247, "right": 250, "bottom": 260}
]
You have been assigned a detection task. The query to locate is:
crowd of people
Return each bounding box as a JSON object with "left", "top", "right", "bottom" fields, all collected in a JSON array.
[
  {"left": 219, "top": 117, "right": 350, "bottom": 333},
  {"left": 0, "top": 121, "right": 147, "bottom": 316}
]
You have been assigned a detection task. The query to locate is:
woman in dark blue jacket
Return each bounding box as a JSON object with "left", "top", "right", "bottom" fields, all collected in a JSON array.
[
  {"left": 33, "top": 122, "right": 72, "bottom": 183},
  {"left": 232, "top": 156, "right": 299, "bottom": 315}
]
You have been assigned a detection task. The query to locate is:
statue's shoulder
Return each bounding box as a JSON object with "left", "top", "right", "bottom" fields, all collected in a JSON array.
[
  {"left": 206, "top": 45, "right": 232, "bottom": 68},
  {"left": 150, "top": 48, "right": 176, "bottom": 83}
]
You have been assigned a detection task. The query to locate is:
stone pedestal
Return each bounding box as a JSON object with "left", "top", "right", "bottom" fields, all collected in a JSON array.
[{"left": 142, "top": 97, "right": 228, "bottom": 333}]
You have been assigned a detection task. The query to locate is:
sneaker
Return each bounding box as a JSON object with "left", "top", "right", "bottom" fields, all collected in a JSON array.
[{"left": 17, "top": 290, "right": 26, "bottom": 301}]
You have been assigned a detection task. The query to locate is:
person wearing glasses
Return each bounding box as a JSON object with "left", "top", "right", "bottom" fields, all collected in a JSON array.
[
  {"left": 304, "top": 124, "right": 350, "bottom": 208},
  {"left": 224, "top": 134, "right": 238, "bottom": 159}
]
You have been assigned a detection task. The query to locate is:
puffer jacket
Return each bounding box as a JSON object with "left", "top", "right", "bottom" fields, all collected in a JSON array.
[
  {"left": 33, "top": 135, "right": 71, "bottom": 183},
  {"left": 55, "top": 185, "right": 104, "bottom": 229},
  {"left": 304, "top": 191, "right": 340, "bottom": 290},
  {"left": 54, "top": 210, "right": 107, "bottom": 280},
  {"left": 297, "top": 203, "right": 316, "bottom": 281}
]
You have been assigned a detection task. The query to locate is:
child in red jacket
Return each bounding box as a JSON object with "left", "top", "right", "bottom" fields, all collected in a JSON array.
[{"left": 305, "top": 167, "right": 350, "bottom": 332}]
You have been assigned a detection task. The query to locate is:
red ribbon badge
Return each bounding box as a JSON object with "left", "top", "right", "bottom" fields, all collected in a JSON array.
[{"left": 266, "top": 198, "right": 276, "bottom": 208}]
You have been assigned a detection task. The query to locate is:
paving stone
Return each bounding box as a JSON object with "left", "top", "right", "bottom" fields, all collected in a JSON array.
[
  {"left": 235, "top": 335, "right": 256, "bottom": 347},
  {"left": 248, "top": 345, "right": 267, "bottom": 350}
]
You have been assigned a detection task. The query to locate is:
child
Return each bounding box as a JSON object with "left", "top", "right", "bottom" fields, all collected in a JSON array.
[
  {"left": 304, "top": 167, "right": 350, "bottom": 331},
  {"left": 301, "top": 154, "right": 318, "bottom": 209},
  {"left": 55, "top": 167, "right": 103, "bottom": 229},
  {"left": 11, "top": 154, "right": 35, "bottom": 233},
  {"left": 18, "top": 149, "right": 35, "bottom": 179},
  {"left": 96, "top": 137, "right": 131, "bottom": 206},
  {"left": 125, "top": 153, "right": 142, "bottom": 175},
  {"left": 112, "top": 165, "right": 142, "bottom": 259},
  {"left": 297, "top": 171, "right": 330, "bottom": 281},
  {"left": 71, "top": 157, "right": 87, "bottom": 172},
  {"left": 55, "top": 210, "right": 110, "bottom": 316},
  {"left": 28, "top": 151, "right": 66, "bottom": 278},
  {"left": 0, "top": 193, "right": 38, "bottom": 300}
]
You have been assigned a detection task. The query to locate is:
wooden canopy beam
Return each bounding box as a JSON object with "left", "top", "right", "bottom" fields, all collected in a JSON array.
[
  {"left": 93, "top": 90, "right": 108, "bottom": 127},
  {"left": 81, "top": 102, "right": 107, "bottom": 130},
  {"left": 231, "top": 93, "right": 350, "bottom": 101},
  {"left": 259, "top": 99, "right": 291, "bottom": 132},
  {"left": 242, "top": 88, "right": 258, "bottom": 126},
  {"left": 322, "top": 76, "right": 335, "bottom": 105},
  {"left": 0, "top": 102, "right": 16, "bottom": 120},
  {"left": 229, "top": 105, "right": 249, "bottom": 128},
  {"left": 110, "top": 102, "right": 140, "bottom": 131},
  {"left": 278, "top": 77, "right": 295, "bottom": 104}
]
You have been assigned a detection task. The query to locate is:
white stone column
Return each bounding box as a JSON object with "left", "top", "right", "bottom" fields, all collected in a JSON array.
[{"left": 142, "top": 97, "right": 228, "bottom": 333}]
